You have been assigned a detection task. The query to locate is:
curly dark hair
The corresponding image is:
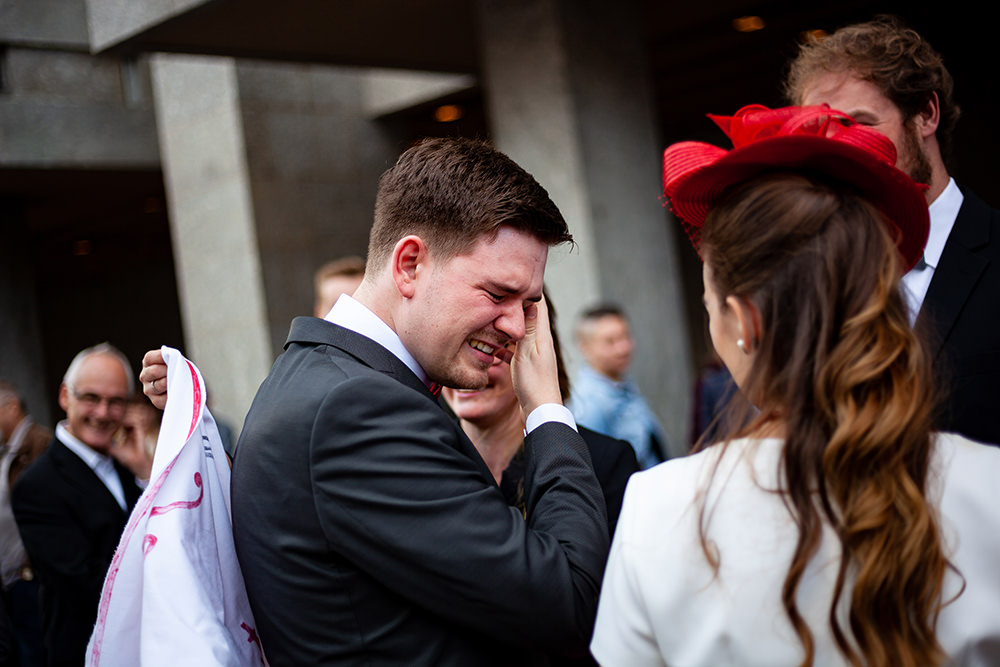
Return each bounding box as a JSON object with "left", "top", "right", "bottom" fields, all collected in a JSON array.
[{"left": 785, "top": 15, "right": 960, "bottom": 158}]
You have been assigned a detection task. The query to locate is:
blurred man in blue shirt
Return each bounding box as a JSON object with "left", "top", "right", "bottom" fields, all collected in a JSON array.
[{"left": 569, "top": 305, "right": 668, "bottom": 468}]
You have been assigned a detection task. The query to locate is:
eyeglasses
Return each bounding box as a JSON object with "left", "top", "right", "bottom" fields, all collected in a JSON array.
[{"left": 69, "top": 389, "right": 129, "bottom": 413}]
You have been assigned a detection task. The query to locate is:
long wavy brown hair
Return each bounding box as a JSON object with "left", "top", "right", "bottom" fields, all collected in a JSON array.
[{"left": 697, "top": 172, "right": 950, "bottom": 666}]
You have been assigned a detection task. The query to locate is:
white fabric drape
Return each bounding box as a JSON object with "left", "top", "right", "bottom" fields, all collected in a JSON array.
[{"left": 86, "top": 346, "right": 266, "bottom": 666}]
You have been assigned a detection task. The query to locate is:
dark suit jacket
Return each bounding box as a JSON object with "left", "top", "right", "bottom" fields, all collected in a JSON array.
[
  {"left": 918, "top": 190, "right": 1000, "bottom": 445},
  {"left": 500, "top": 427, "right": 638, "bottom": 539},
  {"left": 232, "top": 317, "right": 609, "bottom": 666},
  {"left": 11, "top": 437, "right": 142, "bottom": 667}
]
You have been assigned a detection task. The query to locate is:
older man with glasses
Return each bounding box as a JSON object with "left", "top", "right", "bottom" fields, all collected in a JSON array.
[{"left": 12, "top": 343, "right": 143, "bottom": 667}]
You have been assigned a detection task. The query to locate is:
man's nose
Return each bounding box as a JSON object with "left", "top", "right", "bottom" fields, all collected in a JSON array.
[{"left": 495, "top": 303, "right": 526, "bottom": 342}]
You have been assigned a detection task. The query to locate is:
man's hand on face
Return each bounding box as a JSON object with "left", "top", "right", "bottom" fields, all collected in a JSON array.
[
  {"left": 510, "top": 296, "right": 563, "bottom": 416},
  {"left": 140, "top": 349, "right": 168, "bottom": 410},
  {"left": 111, "top": 421, "right": 154, "bottom": 481}
]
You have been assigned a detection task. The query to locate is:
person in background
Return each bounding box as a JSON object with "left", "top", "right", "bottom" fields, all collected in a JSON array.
[
  {"left": 442, "top": 292, "right": 638, "bottom": 540},
  {"left": 12, "top": 344, "right": 143, "bottom": 667},
  {"left": 591, "top": 105, "right": 1000, "bottom": 666},
  {"left": 312, "top": 255, "right": 366, "bottom": 318},
  {"left": 568, "top": 305, "right": 668, "bottom": 468},
  {"left": 110, "top": 397, "right": 160, "bottom": 482},
  {"left": 0, "top": 380, "right": 50, "bottom": 667},
  {"left": 785, "top": 15, "right": 1000, "bottom": 446},
  {"left": 687, "top": 353, "right": 739, "bottom": 449}
]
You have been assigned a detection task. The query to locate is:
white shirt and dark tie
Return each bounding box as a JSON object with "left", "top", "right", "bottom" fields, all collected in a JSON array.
[
  {"left": 901, "top": 177, "right": 963, "bottom": 323},
  {"left": 324, "top": 294, "right": 576, "bottom": 434}
]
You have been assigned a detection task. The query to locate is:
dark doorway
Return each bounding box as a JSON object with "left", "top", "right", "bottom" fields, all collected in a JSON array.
[{"left": 0, "top": 167, "right": 186, "bottom": 425}]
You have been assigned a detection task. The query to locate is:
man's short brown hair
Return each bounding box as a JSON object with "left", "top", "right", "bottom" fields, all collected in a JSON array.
[
  {"left": 367, "top": 138, "right": 572, "bottom": 270},
  {"left": 785, "top": 15, "right": 960, "bottom": 157},
  {"left": 313, "top": 256, "right": 366, "bottom": 294}
]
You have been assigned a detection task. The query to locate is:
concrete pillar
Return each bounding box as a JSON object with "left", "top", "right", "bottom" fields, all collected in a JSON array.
[
  {"left": 149, "top": 54, "right": 272, "bottom": 432},
  {"left": 149, "top": 55, "right": 400, "bottom": 432},
  {"left": 477, "top": 0, "right": 692, "bottom": 454},
  {"left": 233, "top": 61, "right": 397, "bottom": 353}
]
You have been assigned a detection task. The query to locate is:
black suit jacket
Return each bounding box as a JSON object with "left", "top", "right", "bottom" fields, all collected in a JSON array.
[
  {"left": 231, "top": 317, "right": 609, "bottom": 666},
  {"left": 11, "top": 437, "right": 142, "bottom": 667},
  {"left": 500, "top": 427, "right": 638, "bottom": 539},
  {"left": 918, "top": 190, "right": 1000, "bottom": 445},
  {"left": 577, "top": 428, "right": 639, "bottom": 538}
]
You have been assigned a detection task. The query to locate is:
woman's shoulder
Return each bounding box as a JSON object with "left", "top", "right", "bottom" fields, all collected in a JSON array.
[
  {"left": 931, "top": 431, "right": 1000, "bottom": 510},
  {"left": 631, "top": 437, "right": 780, "bottom": 485},
  {"left": 617, "top": 437, "right": 783, "bottom": 535},
  {"left": 932, "top": 432, "right": 1000, "bottom": 487}
]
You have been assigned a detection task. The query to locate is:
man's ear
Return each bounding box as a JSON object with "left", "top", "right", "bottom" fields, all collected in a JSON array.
[
  {"left": 391, "top": 235, "right": 428, "bottom": 299},
  {"left": 58, "top": 383, "right": 70, "bottom": 412},
  {"left": 914, "top": 91, "right": 940, "bottom": 140}
]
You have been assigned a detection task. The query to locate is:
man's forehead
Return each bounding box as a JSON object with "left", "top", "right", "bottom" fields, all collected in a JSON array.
[
  {"left": 75, "top": 354, "right": 129, "bottom": 388},
  {"left": 581, "top": 314, "right": 628, "bottom": 340},
  {"left": 802, "top": 70, "right": 891, "bottom": 111},
  {"left": 594, "top": 314, "right": 628, "bottom": 332},
  {"left": 457, "top": 227, "right": 547, "bottom": 268}
]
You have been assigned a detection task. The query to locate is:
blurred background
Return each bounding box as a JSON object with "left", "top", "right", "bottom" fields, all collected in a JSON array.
[{"left": 1, "top": 0, "right": 994, "bottom": 452}]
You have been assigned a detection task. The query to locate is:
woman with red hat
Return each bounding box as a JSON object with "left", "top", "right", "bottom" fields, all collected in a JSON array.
[{"left": 590, "top": 105, "right": 1000, "bottom": 666}]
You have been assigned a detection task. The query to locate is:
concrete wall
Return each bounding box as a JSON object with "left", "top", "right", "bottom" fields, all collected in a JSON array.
[
  {"left": 85, "top": 0, "right": 208, "bottom": 52},
  {"left": 478, "top": 0, "right": 692, "bottom": 453},
  {"left": 0, "top": 0, "right": 90, "bottom": 47},
  {"left": 235, "top": 61, "right": 398, "bottom": 355},
  {"left": 0, "top": 47, "right": 159, "bottom": 167},
  {"left": 150, "top": 55, "right": 403, "bottom": 431},
  {"left": 1, "top": 0, "right": 158, "bottom": 167}
]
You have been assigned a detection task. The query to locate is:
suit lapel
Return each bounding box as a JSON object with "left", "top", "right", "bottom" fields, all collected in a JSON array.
[
  {"left": 285, "top": 316, "right": 435, "bottom": 399},
  {"left": 51, "top": 439, "right": 130, "bottom": 518},
  {"left": 284, "top": 317, "right": 499, "bottom": 486},
  {"left": 918, "top": 191, "right": 992, "bottom": 358}
]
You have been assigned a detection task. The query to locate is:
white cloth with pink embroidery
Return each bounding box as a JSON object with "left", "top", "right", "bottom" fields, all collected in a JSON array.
[{"left": 86, "top": 346, "right": 267, "bottom": 666}]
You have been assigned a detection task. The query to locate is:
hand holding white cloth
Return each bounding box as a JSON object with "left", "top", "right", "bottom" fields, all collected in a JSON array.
[{"left": 86, "top": 347, "right": 266, "bottom": 666}]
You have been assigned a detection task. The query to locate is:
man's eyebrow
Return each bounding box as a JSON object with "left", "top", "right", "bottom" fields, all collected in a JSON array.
[
  {"left": 847, "top": 109, "right": 877, "bottom": 122},
  {"left": 484, "top": 280, "right": 540, "bottom": 301}
]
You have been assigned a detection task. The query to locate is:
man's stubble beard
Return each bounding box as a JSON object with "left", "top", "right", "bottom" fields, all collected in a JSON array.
[{"left": 901, "top": 120, "right": 933, "bottom": 186}]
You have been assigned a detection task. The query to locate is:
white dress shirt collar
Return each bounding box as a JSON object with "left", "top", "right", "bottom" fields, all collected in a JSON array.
[
  {"left": 324, "top": 294, "right": 430, "bottom": 388},
  {"left": 925, "top": 177, "right": 963, "bottom": 270},
  {"left": 323, "top": 295, "right": 576, "bottom": 433},
  {"left": 901, "top": 177, "right": 963, "bottom": 322},
  {"left": 56, "top": 422, "right": 127, "bottom": 510}
]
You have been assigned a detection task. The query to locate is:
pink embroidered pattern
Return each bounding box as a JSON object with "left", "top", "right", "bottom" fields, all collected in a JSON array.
[
  {"left": 142, "top": 535, "right": 157, "bottom": 555},
  {"left": 241, "top": 622, "right": 266, "bottom": 664},
  {"left": 150, "top": 473, "right": 203, "bottom": 516},
  {"left": 186, "top": 360, "right": 202, "bottom": 441}
]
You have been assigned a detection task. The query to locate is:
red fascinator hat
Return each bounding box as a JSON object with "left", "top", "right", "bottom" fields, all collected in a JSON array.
[{"left": 663, "top": 104, "right": 929, "bottom": 271}]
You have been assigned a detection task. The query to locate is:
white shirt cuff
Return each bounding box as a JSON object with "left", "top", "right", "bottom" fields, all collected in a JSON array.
[{"left": 525, "top": 403, "right": 578, "bottom": 434}]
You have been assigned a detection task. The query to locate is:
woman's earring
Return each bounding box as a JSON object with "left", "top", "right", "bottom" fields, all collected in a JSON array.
[{"left": 737, "top": 338, "right": 748, "bottom": 354}]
